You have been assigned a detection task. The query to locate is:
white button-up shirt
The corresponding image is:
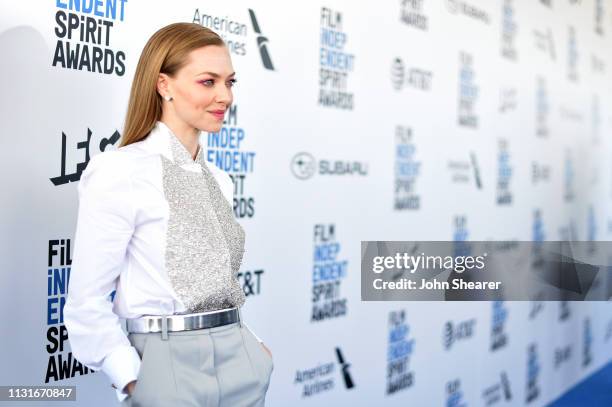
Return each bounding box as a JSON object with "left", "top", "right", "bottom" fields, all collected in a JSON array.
[{"left": 63, "top": 121, "right": 261, "bottom": 403}]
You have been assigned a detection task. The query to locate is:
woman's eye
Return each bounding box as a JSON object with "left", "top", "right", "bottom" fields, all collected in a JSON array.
[{"left": 200, "top": 79, "right": 236, "bottom": 87}]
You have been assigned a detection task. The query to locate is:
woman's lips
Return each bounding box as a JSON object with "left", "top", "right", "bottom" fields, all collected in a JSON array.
[{"left": 209, "top": 110, "right": 225, "bottom": 120}]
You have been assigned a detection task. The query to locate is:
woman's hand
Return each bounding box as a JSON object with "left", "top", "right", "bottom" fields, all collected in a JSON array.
[{"left": 123, "top": 380, "right": 137, "bottom": 396}]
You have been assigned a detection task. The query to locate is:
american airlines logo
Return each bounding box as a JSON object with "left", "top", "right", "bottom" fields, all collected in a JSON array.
[{"left": 248, "top": 9, "right": 275, "bottom": 70}]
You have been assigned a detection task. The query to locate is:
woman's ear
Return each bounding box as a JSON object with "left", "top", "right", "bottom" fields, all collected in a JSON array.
[{"left": 157, "top": 73, "right": 170, "bottom": 98}]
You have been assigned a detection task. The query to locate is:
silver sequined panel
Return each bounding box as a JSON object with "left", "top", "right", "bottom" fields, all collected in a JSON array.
[{"left": 162, "top": 135, "right": 245, "bottom": 313}]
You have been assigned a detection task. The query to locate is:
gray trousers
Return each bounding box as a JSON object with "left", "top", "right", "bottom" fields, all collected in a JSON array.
[{"left": 121, "top": 322, "right": 273, "bottom": 406}]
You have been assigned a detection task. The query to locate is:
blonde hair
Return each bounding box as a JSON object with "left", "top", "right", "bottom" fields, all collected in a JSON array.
[{"left": 120, "top": 22, "right": 224, "bottom": 147}]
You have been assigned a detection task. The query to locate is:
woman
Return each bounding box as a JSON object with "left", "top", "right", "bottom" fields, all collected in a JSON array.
[{"left": 64, "top": 22, "right": 273, "bottom": 406}]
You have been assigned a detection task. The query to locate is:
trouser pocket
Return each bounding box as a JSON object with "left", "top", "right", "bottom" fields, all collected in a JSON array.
[
  {"left": 127, "top": 334, "right": 177, "bottom": 407},
  {"left": 240, "top": 326, "right": 273, "bottom": 393}
]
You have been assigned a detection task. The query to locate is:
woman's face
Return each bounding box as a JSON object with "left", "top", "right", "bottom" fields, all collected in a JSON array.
[{"left": 159, "top": 45, "right": 235, "bottom": 133}]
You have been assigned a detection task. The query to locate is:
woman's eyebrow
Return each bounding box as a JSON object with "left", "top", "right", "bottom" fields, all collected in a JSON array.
[{"left": 195, "top": 71, "right": 236, "bottom": 78}]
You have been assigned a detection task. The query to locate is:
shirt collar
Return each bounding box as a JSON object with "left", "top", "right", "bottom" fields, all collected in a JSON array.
[{"left": 145, "top": 120, "right": 204, "bottom": 165}]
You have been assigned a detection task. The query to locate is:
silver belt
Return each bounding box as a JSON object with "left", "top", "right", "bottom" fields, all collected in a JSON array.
[{"left": 126, "top": 307, "right": 241, "bottom": 334}]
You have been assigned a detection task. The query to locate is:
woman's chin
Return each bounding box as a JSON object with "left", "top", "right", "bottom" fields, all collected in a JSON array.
[{"left": 199, "top": 121, "right": 223, "bottom": 133}]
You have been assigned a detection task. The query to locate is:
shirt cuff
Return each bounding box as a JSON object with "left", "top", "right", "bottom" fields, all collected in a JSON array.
[
  {"left": 115, "top": 387, "right": 129, "bottom": 403},
  {"left": 100, "top": 345, "right": 141, "bottom": 402}
]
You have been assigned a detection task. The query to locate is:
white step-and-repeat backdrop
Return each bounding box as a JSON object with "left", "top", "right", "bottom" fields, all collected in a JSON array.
[{"left": 1, "top": 0, "right": 612, "bottom": 406}]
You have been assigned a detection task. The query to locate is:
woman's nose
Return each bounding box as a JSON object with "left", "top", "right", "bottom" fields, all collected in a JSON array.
[{"left": 215, "top": 84, "right": 232, "bottom": 104}]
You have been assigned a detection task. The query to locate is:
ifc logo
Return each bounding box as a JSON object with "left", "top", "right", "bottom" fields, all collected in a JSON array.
[
  {"left": 391, "top": 57, "right": 405, "bottom": 90},
  {"left": 291, "top": 152, "right": 316, "bottom": 180}
]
